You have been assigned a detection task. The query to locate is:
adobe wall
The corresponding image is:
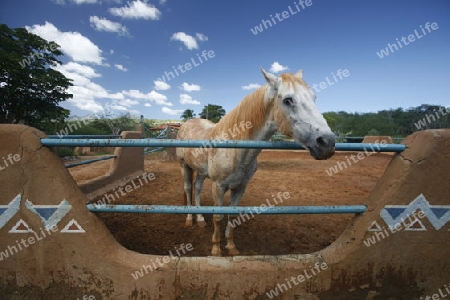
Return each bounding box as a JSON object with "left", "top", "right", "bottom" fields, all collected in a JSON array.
[
  {"left": 78, "top": 130, "right": 144, "bottom": 201},
  {"left": 0, "top": 125, "right": 448, "bottom": 299}
]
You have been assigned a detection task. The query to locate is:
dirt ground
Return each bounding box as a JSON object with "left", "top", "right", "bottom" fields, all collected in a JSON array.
[{"left": 68, "top": 150, "right": 393, "bottom": 257}]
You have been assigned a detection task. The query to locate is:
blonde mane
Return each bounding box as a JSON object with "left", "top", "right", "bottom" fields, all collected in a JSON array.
[
  {"left": 211, "top": 72, "right": 308, "bottom": 140},
  {"left": 210, "top": 85, "right": 269, "bottom": 140}
]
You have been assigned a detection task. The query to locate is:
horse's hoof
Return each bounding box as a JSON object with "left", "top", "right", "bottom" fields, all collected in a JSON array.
[
  {"left": 185, "top": 219, "right": 193, "bottom": 227},
  {"left": 197, "top": 220, "right": 207, "bottom": 227},
  {"left": 226, "top": 246, "right": 240, "bottom": 256},
  {"left": 211, "top": 246, "right": 222, "bottom": 256}
]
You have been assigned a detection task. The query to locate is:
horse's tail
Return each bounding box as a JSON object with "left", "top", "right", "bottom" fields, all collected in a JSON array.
[{"left": 182, "top": 166, "right": 195, "bottom": 206}]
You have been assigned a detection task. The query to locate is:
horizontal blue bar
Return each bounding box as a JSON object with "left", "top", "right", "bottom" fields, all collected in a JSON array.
[
  {"left": 47, "top": 135, "right": 121, "bottom": 139},
  {"left": 41, "top": 138, "right": 406, "bottom": 152},
  {"left": 86, "top": 204, "right": 367, "bottom": 214},
  {"left": 65, "top": 155, "right": 117, "bottom": 168}
]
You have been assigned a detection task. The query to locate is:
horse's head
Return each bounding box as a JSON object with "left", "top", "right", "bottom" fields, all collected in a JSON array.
[{"left": 262, "top": 68, "right": 335, "bottom": 160}]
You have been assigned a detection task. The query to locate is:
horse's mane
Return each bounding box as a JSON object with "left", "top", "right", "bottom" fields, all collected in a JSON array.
[
  {"left": 210, "top": 85, "right": 268, "bottom": 140},
  {"left": 210, "top": 72, "right": 308, "bottom": 140},
  {"left": 279, "top": 72, "right": 307, "bottom": 89}
]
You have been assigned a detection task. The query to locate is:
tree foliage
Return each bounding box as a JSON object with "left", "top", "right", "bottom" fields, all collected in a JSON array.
[
  {"left": 323, "top": 104, "right": 450, "bottom": 138},
  {"left": 0, "top": 23, "right": 72, "bottom": 129},
  {"left": 199, "top": 104, "right": 226, "bottom": 123},
  {"left": 181, "top": 109, "right": 195, "bottom": 121}
]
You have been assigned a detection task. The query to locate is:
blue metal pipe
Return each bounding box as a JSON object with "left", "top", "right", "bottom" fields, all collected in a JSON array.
[
  {"left": 86, "top": 204, "right": 367, "bottom": 214},
  {"left": 47, "top": 135, "right": 122, "bottom": 139},
  {"left": 41, "top": 138, "right": 406, "bottom": 152},
  {"left": 65, "top": 155, "right": 117, "bottom": 168}
]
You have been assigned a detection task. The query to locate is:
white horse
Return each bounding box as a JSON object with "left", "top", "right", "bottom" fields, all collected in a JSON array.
[{"left": 176, "top": 68, "right": 335, "bottom": 256}]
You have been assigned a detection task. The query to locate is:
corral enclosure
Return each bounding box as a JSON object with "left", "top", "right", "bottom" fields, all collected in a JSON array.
[{"left": 69, "top": 149, "right": 393, "bottom": 256}]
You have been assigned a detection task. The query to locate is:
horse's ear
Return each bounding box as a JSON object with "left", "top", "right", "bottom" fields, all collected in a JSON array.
[
  {"left": 261, "top": 67, "right": 279, "bottom": 89},
  {"left": 295, "top": 69, "right": 303, "bottom": 79}
]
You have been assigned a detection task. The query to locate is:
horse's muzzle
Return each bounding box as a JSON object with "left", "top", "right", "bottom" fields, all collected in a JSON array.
[{"left": 308, "top": 134, "right": 336, "bottom": 160}]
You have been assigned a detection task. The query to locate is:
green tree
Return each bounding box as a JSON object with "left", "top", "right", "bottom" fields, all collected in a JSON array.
[
  {"left": 181, "top": 109, "right": 196, "bottom": 121},
  {"left": 0, "top": 24, "right": 72, "bottom": 129},
  {"left": 199, "top": 104, "right": 226, "bottom": 123},
  {"left": 91, "top": 112, "right": 138, "bottom": 135}
]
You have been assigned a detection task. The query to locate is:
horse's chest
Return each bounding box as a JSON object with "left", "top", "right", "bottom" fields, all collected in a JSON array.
[{"left": 220, "top": 160, "right": 257, "bottom": 189}]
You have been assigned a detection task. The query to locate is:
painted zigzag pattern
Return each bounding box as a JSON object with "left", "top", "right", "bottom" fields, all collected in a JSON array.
[{"left": 380, "top": 194, "right": 450, "bottom": 230}]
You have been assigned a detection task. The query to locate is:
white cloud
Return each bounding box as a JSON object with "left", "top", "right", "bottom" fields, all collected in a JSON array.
[
  {"left": 53, "top": 62, "right": 124, "bottom": 113},
  {"left": 148, "top": 90, "right": 172, "bottom": 106},
  {"left": 242, "top": 83, "right": 261, "bottom": 90},
  {"left": 110, "top": 104, "right": 128, "bottom": 111},
  {"left": 144, "top": 103, "right": 152, "bottom": 107},
  {"left": 154, "top": 80, "right": 170, "bottom": 90},
  {"left": 109, "top": 0, "right": 161, "bottom": 20},
  {"left": 162, "top": 107, "right": 183, "bottom": 116},
  {"left": 55, "top": 62, "right": 101, "bottom": 79},
  {"left": 90, "top": 16, "right": 129, "bottom": 36},
  {"left": 114, "top": 64, "right": 128, "bottom": 72},
  {"left": 118, "top": 99, "right": 139, "bottom": 107},
  {"left": 171, "top": 32, "right": 208, "bottom": 50},
  {"left": 52, "top": 0, "right": 99, "bottom": 4},
  {"left": 26, "top": 22, "right": 105, "bottom": 65},
  {"left": 171, "top": 32, "right": 198, "bottom": 50},
  {"left": 179, "top": 94, "right": 200, "bottom": 105},
  {"left": 269, "top": 62, "right": 289, "bottom": 73},
  {"left": 196, "top": 33, "right": 208, "bottom": 41},
  {"left": 122, "top": 90, "right": 173, "bottom": 106},
  {"left": 180, "top": 82, "right": 201, "bottom": 92}
]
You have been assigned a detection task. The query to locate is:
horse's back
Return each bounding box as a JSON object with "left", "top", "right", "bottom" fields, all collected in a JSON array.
[{"left": 177, "top": 118, "right": 215, "bottom": 140}]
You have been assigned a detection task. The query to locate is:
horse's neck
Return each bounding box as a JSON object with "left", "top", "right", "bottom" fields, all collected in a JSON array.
[{"left": 211, "top": 86, "right": 277, "bottom": 142}]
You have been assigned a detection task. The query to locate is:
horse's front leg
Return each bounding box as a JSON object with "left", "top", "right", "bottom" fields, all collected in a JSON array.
[
  {"left": 225, "top": 186, "right": 247, "bottom": 255},
  {"left": 211, "top": 182, "right": 226, "bottom": 256}
]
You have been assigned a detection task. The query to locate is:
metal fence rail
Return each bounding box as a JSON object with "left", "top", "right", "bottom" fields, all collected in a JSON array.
[
  {"left": 86, "top": 204, "right": 367, "bottom": 215},
  {"left": 64, "top": 155, "right": 117, "bottom": 168},
  {"left": 47, "top": 135, "right": 122, "bottom": 139},
  {"left": 41, "top": 138, "right": 406, "bottom": 152}
]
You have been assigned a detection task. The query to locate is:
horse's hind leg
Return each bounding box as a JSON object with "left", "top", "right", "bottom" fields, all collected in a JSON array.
[
  {"left": 194, "top": 174, "right": 207, "bottom": 227},
  {"left": 180, "top": 163, "right": 194, "bottom": 226}
]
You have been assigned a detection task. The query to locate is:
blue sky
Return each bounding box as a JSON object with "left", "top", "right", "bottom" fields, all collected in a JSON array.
[{"left": 1, "top": 0, "right": 449, "bottom": 120}]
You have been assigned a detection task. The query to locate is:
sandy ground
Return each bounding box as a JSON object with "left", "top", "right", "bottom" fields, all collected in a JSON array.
[{"left": 68, "top": 150, "right": 392, "bottom": 256}]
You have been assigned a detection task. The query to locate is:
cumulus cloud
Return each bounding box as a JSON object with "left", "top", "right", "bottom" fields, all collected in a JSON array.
[
  {"left": 171, "top": 32, "right": 208, "bottom": 50},
  {"left": 114, "top": 64, "right": 128, "bottom": 71},
  {"left": 196, "top": 33, "right": 208, "bottom": 41},
  {"left": 154, "top": 79, "right": 170, "bottom": 90},
  {"left": 179, "top": 94, "right": 200, "bottom": 105},
  {"left": 56, "top": 62, "right": 101, "bottom": 79},
  {"left": 52, "top": 0, "right": 99, "bottom": 4},
  {"left": 53, "top": 62, "right": 123, "bottom": 112},
  {"left": 26, "top": 22, "right": 105, "bottom": 65},
  {"left": 242, "top": 83, "right": 261, "bottom": 90},
  {"left": 269, "top": 62, "right": 289, "bottom": 73},
  {"left": 90, "top": 16, "right": 129, "bottom": 36},
  {"left": 180, "top": 82, "right": 201, "bottom": 92},
  {"left": 121, "top": 90, "right": 173, "bottom": 106},
  {"left": 162, "top": 107, "right": 183, "bottom": 115},
  {"left": 118, "top": 99, "right": 139, "bottom": 107},
  {"left": 109, "top": 0, "right": 161, "bottom": 20}
]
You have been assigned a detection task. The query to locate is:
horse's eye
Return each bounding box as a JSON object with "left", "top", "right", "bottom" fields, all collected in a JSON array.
[{"left": 283, "top": 98, "right": 294, "bottom": 107}]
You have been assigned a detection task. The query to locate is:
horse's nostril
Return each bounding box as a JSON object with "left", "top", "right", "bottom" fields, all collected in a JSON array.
[{"left": 316, "top": 136, "right": 327, "bottom": 147}]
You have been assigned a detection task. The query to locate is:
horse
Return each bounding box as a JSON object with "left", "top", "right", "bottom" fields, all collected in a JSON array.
[{"left": 176, "top": 68, "right": 336, "bottom": 256}]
